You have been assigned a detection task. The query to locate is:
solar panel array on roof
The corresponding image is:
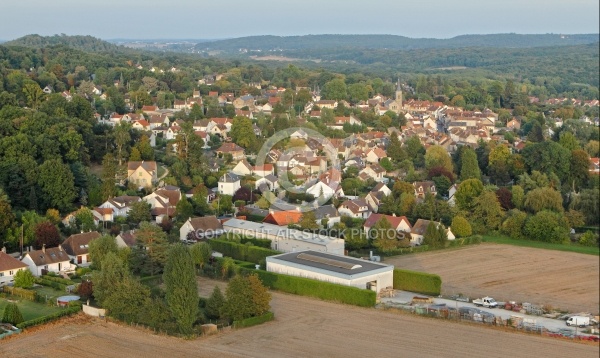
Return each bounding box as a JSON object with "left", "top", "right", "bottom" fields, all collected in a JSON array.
[{"left": 297, "top": 252, "right": 362, "bottom": 270}]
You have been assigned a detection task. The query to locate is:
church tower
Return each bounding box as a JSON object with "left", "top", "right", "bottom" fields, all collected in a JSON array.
[{"left": 395, "top": 78, "right": 403, "bottom": 107}]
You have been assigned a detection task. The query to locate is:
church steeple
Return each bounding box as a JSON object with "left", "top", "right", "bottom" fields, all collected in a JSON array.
[{"left": 395, "top": 78, "right": 403, "bottom": 106}]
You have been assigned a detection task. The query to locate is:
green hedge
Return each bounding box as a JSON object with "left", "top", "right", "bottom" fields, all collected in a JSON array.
[
  {"left": 41, "top": 275, "right": 74, "bottom": 285},
  {"left": 240, "top": 237, "right": 272, "bottom": 248},
  {"left": 447, "top": 236, "right": 482, "bottom": 247},
  {"left": 239, "top": 268, "right": 376, "bottom": 307},
  {"left": 34, "top": 278, "right": 68, "bottom": 291},
  {"left": 2, "top": 286, "right": 37, "bottom": 301},
  {"left": 393, "top": 269, "right": 441, "bottom": 296},
  {"left": 16, "top": 305, "right": 82, "bottom": 330},
  {"left": 233, "top": 311, "right": 274, "bottom": 328},
  {"left": 209, "top": 239, "right": 280, "bottom": 264}
]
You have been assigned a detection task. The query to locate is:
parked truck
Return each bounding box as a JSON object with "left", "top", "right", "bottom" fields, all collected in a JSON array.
[
  {"left": 472, "top": 297, "right": 498, "bottom": 308},
  {"left": 566, "top": 316, "right": 591, "bottom": 327}
]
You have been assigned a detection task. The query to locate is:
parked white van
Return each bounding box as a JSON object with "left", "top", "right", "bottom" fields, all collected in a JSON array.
[{"left": 566, "top": 316, "right": 590, "bottom": 327}]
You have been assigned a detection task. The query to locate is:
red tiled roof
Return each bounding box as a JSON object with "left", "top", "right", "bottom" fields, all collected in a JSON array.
[{"left": 262, "top": 211, "right": 302, "bottom": 226}]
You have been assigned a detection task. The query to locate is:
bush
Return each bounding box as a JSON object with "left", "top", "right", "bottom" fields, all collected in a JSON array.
[
  {"left": 233, "top": 311, "right": 274, "bottom": 328},
  {"left": 16, "top": 305, "right": 82, "bottom": 329},
  {"left": 2, "top": 303, "right": 24, "bottom": 325},
  {"left": 239, "top": 237, "right": 272, "bottom": 248},
  {"left": 393, "top": 269, "right": 442, "bottom": 296},
  {"left": 208, "top": 239, "right": 280, "bottom": 264},
  {"left": 579, "top": 231, "right": 599, "bottom": 247},
  {"left": 34, "top": 278, "right": 68, "bottom": 291},
  {"left": 13, "top": 269, "right": 35, "bottom": 288},
  {"left": 2, "top": 286, "right": 38, "bottom": 301},
  {"left": 76, "top": 267, "right": 92, "bottom": 277},
  {"left": 41, "top": 275, "right": 73, "bottom": 285},
  {"left": 239, "top": 268, "right": 376, "bottom": 307}
]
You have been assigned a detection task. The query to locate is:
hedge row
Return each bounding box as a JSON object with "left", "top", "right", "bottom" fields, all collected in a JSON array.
[
  {"left": 2, "top": 286, "right": 37, "bottom": 301},
  {"left": 239, "top": 268, "right": 376, "bottom": 307},
  {"left": 34, "top": 278, "right": 68, "bottom": 291},
  {"left": 393, "top": 269, "right": 442, "bottom": 296},
  {"left": 16, "top": 305, "right": 82, "bottom": 329},
  {"left": 239, "top": 237, "right": 272, "bottom": 248},
  {"left": 233, "top": 311, "right": 274, "bottom": 328},
  {"left": 41, "top": 275, "right": 74, "bottom": 285},
  {"left": 209, "top": 239, "right": 280, "bottom": 264}
]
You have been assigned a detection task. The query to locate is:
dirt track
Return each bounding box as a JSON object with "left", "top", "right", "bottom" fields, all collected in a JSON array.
[
  {"left": 385, "top": 243, "right": 599, "bottom": 313},
  {"left": 2, "top": 278, "right": 598, "bottom": 358}
]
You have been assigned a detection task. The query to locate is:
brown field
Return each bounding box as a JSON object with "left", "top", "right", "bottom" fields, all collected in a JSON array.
[
  {"left": 2, "top": 277, "right": 598, "bottom": 358},
  {"left": 385, "top": 243, "right": 600, "bottom": 313}
]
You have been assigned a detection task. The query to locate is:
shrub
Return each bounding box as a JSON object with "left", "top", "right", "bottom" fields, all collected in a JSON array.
[
  {"left": 579, "top": 231, "right": 599, "bottom": 247},
  {"left": 2, "top": 303, "right": 24, "bottom": 325},
  {"left": 13, "top": 269, "right": 35, "bottom": 288},
  {"left": 393, "top": 269, "right": 442, "bottom": 296},
  {"left": 233, "top": 311, "right": 274, "bottom": 328},
  {"left": 238, "top": 268, "right": 376, "bottom": 307},
  {"left": 76, "top": 267, "right": 92, "bottom": 277},
  {"left": 451, "top": 216, "right": 472, "bottom": 238}
]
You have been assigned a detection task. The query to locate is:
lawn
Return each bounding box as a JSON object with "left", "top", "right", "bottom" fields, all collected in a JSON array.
[
  {"left": 0, "top": 296, "right": 64, "bottom": 321},
  {"left": 32, "top": 285, "right": 67, "bottom": 302},
  {"left": 482, "top": 234, "right": 600, "bottom": 256}
]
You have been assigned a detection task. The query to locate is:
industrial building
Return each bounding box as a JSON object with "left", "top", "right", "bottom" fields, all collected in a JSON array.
[
  {"left": 222, "top": 218, "right": 344, "bottom": 255},
  {"left": 266, "top": 250, "right": 393, "bottom": 294}
]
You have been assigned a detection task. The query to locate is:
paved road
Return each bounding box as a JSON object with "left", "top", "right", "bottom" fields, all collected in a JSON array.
[{"left": 382, "top": 291, "right": 597, "bottom": 336}]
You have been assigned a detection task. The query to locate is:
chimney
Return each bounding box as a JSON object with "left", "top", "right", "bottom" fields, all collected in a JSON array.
[
  {"left": 59, "top": 245, "right": 63, "bottom": 251},
  {"left": 42, "top": 244, "right": 46, "bottom": 253},
  {"left": 1, "top": 246, "right": 6, "bottom": 253}
]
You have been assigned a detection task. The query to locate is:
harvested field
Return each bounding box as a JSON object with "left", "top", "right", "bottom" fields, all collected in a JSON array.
[
  {"left": 2, "top": 278, "right": 598, "bottom": 358},
  {"left": 385, "top": 243, "right": 599, "bottom": 313}
]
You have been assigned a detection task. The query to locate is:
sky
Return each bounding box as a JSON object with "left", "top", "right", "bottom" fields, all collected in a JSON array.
[{"left": 1, "top": 0, "right": 598, "bottom": 41}]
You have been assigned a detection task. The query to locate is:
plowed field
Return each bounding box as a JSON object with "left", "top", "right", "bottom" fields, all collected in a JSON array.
[
  {"left": 385, "top": 243, "right": 599, "bottom": 313},
  {"left": 1, "top": 278, "right": 598, "bottom": 358}
]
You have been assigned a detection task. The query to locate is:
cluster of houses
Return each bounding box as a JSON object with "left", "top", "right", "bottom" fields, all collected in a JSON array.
[{"left": 0, "top": 231, "right": 101, "bottom": 286}]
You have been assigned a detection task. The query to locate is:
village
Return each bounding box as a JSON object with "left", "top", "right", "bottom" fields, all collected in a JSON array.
[{"left": 0, "top": 49, "right": 598, "bottom": 352}]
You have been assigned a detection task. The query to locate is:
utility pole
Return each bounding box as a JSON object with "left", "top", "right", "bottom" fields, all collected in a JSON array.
[{"left": 20, "top": 224, "right": 24, "bottom": 257}]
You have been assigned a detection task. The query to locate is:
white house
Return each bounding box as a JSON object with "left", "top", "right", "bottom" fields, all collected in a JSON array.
[
  {"left": 338, "top": 198, "right": 372, "bottom": 219},
  {"left": 0, "top": 249, "right": 29, "bottom": 286},
  {"left": 266, "top": 250, "right": 393, "bottom": 294},
  {"left": 363, "top": 214, "right": 412, "bottom": 234},
  {"left": 21, "top": 246, "right": 72, "bottom": 277},
  {"left": 218, "top": 173, "right": 241, "bottom": 196},
  {"left": 99, "top": 195, "right": 141, "bottom": 218},
  {"left": 179, "top": 216, "right": 224, "bottom": 241},
  {"left": 61, "top": 231, "right": 100, "bottom": 266},
  {"left": 256, "top": 174, "right": 279, "bottom": 192}
]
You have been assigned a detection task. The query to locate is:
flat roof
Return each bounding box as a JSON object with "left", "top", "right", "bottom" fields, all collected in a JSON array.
[
  {"left": 223, "top": 218, "right": 343, "bottom": 247},
  {"left": 267, "top": 250, "right": 391, "bottom": 277}
]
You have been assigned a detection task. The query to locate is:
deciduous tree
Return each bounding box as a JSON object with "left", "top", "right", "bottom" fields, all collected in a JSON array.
[
  {"left": 451, "top": 216, "right": 472, "bottom": 238},
  {"left": 33, "top": 221, "right": 60, "bottom": 249}
]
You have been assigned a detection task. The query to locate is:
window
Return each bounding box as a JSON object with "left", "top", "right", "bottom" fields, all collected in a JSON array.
[
  {"left": 9, "top": 271, "right": 13, "bottom": 275},
  {"left": 139, "top": 172, "right": 143, "bottom": 177},
  {"left": 0, "top": 272, "right": 4, "bottom": 277}
]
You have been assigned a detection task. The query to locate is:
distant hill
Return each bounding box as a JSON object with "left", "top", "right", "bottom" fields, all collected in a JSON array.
[
  {"left": 193, "top": 33, "right": 600, "bottom": 52},
  {"left": 5, "top": 34, "right": 122, "bottom": 52}
]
